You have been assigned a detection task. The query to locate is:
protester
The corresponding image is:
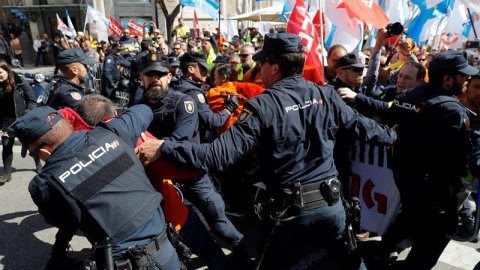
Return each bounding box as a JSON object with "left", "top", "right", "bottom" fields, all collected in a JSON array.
[
  {"left": 239, "top": 44, "right": 255, "bottom": 74},
  {"left": 172, "top": 18, "right": 190, "bottom": 42},
  {"left": 325, "top": 44, "right": 348, "bottom": 83},
  {"left": 0, "top": 60, "right": 40, "bottom": 185},
  {"left": 136, "top": 32, "right": 397, "bottom": 270}
]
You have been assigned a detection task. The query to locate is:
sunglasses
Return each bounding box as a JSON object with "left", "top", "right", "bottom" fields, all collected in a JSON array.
[
  {"left": 144, "top": 71, "right": 168, "bottom": 78},
  {"left": 29, "top": 143, "right": 46, "bottom": 158},
  {"left": 418, "top": 58, "right": 427, "bottom": 61},
  {"left": 341, "top": 67, "right": 364, "bottom": 73},
  {"left": 239, "top": 54, "right": 252, "bottom": 58},
  {"left": 222, "top": 45, "right": 229, "bottom": 48}
]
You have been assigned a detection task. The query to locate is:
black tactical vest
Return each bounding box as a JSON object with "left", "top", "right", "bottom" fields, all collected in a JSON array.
[
  {"left": 43, "top": 127, "right": 163, "bottom": 245},
  {"left": 148, "top": 91, "right": 183, "bottom": 139}
]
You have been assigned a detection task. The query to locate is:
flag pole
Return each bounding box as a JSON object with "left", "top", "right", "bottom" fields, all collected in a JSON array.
[
  {"left": 318, "top": 0, "right": 325, "bottom": 66},
  {"left": 218, "top": 0, "right": 221, "bottom": 35},
  {"left": 467, "top": 7, "right": 478, "bottom": 39}
]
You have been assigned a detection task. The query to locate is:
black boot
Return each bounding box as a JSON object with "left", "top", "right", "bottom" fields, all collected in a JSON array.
[{"left": 0, "top": 172, "right": 11, "bottom": 186}]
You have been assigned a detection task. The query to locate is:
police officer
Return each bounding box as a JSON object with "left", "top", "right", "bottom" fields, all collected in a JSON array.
[
  {"left": 171, "top": 52, "right": 239, "bottom": 141},
  {"left": 136, "top": 33, "right": 397, "bottom": 269},
  {"left": 129, "top": 38, "right": 156, "bottom": 106},
  {"left": 102, "top": 43, "right": 131, "bottom": 101},
  {"left": 378, "top": 51, "right": 479, "bottom": 269},
  {"left": 9, "top": 105, "right": 181, "bottom": 269},
  {"left": 134, "top": 54, "right": 230, "bottom": 269},
  {"left": 137, "top": 53, "right": 248, "bottom": 268},
  {"left": 46, "top": 47, "right": 95, "bottom": 110}
]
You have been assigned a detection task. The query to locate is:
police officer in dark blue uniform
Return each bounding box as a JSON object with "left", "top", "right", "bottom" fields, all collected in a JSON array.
[
  {"left": 171, "top": 52, "right": 239, "bottom": 141},
  {"left": 137, "top": 52, "right": 248, "bottom": 267},
  {"left": 46, "top": 48, "right": 95, "bottom": 110},
  {"left": 379, "top": 51, "right": 479, "bottom": 269},
  {"left": 136, "top": 53, "right": 230, "bottom": 269},
  {"left": 9, "top": 105, "right": 181, "bottom": 270},
  {"left": 136, "top": 33, "right": 397, "bottom": 269},
  {"left": 129, "top": 38, "right": 156, "bottom": 107},
  {"left": 102, "top": 43, "right": 131, "bottom": 101}
]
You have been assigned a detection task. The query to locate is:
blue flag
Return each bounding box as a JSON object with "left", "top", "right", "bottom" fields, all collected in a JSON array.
[{"left": 181, "top": 0, "right": 219, "bottom": 21}]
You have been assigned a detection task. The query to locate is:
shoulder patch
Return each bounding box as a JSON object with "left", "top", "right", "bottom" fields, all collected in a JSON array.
[
  {"left": 465, "top": 117, "right": 470, "bottom": 129},
  {"left": 70, "top": 92, "right": 82, "bottom": 100},
  {"left": 106, "top": 59, "right": 111, "bottom": 63},
  {"left": 197, "top": 93, "right": 205, "bottom": 103},
  {"left": 184, "top": 100, "right": 195, "bottom": 114},
  {"left": 238, "top": 108, "right": 253, "bottom": 123}
]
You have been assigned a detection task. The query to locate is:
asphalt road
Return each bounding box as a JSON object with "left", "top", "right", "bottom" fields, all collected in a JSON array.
[{"left": 1, "top": 65, "right": 479, "bottom": 270}]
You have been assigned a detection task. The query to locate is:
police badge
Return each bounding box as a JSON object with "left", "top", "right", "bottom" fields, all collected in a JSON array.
[
  {"left": 70, "top": 92, "right": 82, "bottom": 100},
  {"left": 197, "top": 94, "right": 205, "bottom": 103},
  {"left": 184, "top": 101, "right": 194, "bottom": 114},
  {"left": 238, "top": 108, "right": 252, "bottom": 123}
]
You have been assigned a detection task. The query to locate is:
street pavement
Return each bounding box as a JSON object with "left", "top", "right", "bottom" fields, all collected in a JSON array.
[
  {"left": 1, "top": 65, "right": 479, "bottom": 269},
  {"left": 0, "top": 145, "right": 479, "bottom": 270}
]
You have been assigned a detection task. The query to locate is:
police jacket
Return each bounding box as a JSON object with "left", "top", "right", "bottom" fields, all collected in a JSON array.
[
  {"left": 29, "top": 105, "right": 165, "bottom": 256},
  {"left": 171, "top": 77, "right": 229, "bottom": 131},
  {"left": 386, "top": 83, "right": 473, "bottom": 178},
  {"left": 0, "top": 73, "right": 37, "bottom": 120},
  {"left": 160, "top": 76, "right": 396, "bottom": 190},
  {"left": 130, "top": 51, "right": 147, "bottom": 82},
  {"left": 103, "top": 53, "right": 131, "bottom": 85},
  {"left": 139, "top": 89, "right": 198, "bottom": 141},
  {"left": 46, "top": 76, "right": 84, "bottom": 110}
]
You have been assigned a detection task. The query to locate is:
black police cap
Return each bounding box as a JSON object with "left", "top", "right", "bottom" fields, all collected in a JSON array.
[
  {"left": 141, "top": 53, "right": 169, "bottom": 74},
  {"left": 336, "top": 53, "right": 368, "bottom": 69},
  {"left": 58, "top": 47, "right": 96, "bottom": 66},
  {"left": 179, "top": 52, "right": 210, "bottom": 70},
  {"left": 253, "top": 33, "right": 302, "bottom": 61},
  {"left": 8, "top": 106, "right": 63, "bottom": 158},
  {"left": 429, "top": 51, "right": 479, "bottom": 76}
]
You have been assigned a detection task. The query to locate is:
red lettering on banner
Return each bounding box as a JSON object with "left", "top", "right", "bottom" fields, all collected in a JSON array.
[
  {"left": 362, "top": 179, "right": 375, "bottom": 209},
  {"left": 374, "top": 192, "right": 387, "bottom": 214}
]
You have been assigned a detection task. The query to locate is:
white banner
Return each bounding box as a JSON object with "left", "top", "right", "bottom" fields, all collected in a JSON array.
[{"left": 349, "top": 141, "right": 401, "bottom": 236}]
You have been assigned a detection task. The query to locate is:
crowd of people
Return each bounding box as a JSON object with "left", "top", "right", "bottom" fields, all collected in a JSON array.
[{"left": 1, "top": 16, "right": 480, "bottom": 270}]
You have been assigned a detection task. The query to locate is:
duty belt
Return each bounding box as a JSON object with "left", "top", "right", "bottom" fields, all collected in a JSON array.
[
  {"left": 117, "top": 228, "right": 168, "bottom": 270},
  {"left": 300, "top": 178, "right": 333, "bottom": 211}
]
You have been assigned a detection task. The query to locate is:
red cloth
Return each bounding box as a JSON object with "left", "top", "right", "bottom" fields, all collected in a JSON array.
[{"left": 287, "top": 0, "right": 324, "bottom": 85}]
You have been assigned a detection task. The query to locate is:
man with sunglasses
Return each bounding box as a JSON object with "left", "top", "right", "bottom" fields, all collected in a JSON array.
[
  {"left": 129, "top": 39, "right": 157, "bottom": 106},
  {"left": 46, "top": 48, "right": 96, "bottom": 110},
  {"left": 137, "top": 33, "right": 397, "bottom": 269},
  {"left": 239, "top": 44, "right": 255, "bottom": 74}
]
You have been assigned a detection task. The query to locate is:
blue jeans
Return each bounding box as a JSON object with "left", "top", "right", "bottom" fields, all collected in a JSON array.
[
  {"left": 180, "top": 174, "right": 243, "bottom": 246},
  {"left": 261, "top": 202, "right": 366, "bottom": 270},
  {"left": 179, "top": 203, "right": 230, "bottom": 270}
]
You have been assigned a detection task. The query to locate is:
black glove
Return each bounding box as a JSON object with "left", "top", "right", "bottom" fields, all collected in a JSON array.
[{"left": 224, "top": 95, "right": 239, "bottom": 114}]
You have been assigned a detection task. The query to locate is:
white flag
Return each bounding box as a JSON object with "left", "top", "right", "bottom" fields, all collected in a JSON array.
[
  {"left": 227, "top": 15, "right": 236, "bottom": 41},
  {"left": 66, "top": 9, "right": 77, "bottom": 39},
  {"left": 56, "top": 13, "right": 73, "bottom": 37},
  {"left": 84, "top": 5, "right": 109, "bottom": 42}
]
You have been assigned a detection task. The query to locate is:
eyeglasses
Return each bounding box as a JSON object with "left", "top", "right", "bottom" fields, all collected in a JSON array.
[
  {"left": 340, "top": 67, "right": 364, "bottom": 73},
  {"left": 29, "top": 143, "right": 46, "bottom": 158},
  {"left": 239, "top": 53, "right": 252, "bottom": 58},
  {"left": 144, "top": 71, "right": 168, "bottom": 78}
]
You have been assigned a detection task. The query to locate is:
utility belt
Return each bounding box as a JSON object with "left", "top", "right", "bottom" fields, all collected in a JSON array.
[
  {"left": 114, "top": 228, "right": 169, "bottom": 270},
  {"left": 256, "top": 177, "right": 342, "bottom": 222}
]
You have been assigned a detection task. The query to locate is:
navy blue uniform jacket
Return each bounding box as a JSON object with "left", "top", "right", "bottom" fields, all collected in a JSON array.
[{"left": 161, "top": 76, "right": 396, "bottom": 189}]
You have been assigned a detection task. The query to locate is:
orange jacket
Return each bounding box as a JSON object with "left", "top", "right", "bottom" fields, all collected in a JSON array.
[{"left": 206, "top": 81, "right": 265, "bottom": 135}]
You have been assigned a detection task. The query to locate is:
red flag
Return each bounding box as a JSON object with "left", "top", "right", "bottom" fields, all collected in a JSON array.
[
  {"left": 127, "top": 19, "right": 144, "bottom": 37},
  {"left": 312, "top": 10, "right": 326, "bottom": 37},
  {"left": 342, "top": 0, "right": 389, "bottom": 29},
  {"left": 193, "top": 10, "right": 199, "bottom": 39},
  {"left": 287, "top": 0, "right": 324, "bottom": 85},
  {"left": 108, "top": 17, "right": 123, "bottom": 38}
]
